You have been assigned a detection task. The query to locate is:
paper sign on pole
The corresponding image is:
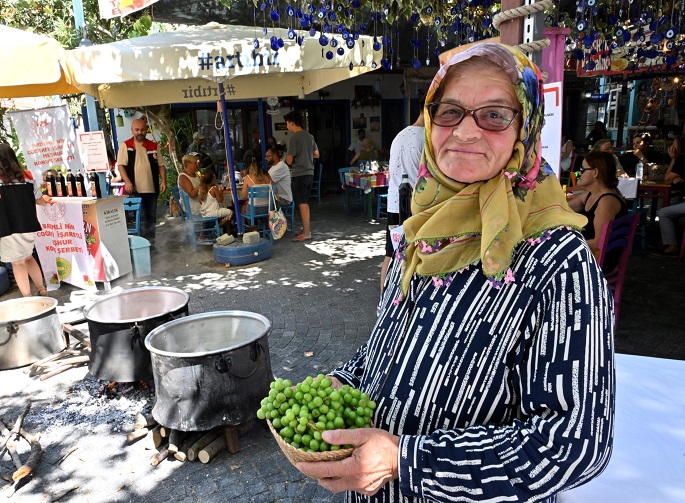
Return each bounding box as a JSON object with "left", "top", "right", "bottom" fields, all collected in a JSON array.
[
  {"left": 540, "top": 82, "right": 563, "bottom": 180},
  {"left": 8, "top": 105, "right": 82, "bottom": 181},
  {"left": 78, "top": 131, "right": 109, "bottom": 172},
  {"left": 98, "top": 0, "right": 160, "bottom": 19}
]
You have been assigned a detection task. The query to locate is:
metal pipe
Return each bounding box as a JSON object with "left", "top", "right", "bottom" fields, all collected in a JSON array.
[{"left": 218, "top": 81, "right": 243, "bottom": 234}]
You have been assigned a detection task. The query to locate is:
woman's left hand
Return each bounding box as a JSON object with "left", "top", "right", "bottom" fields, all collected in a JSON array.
[{"left": 296, "top": 428, "right": 400, "bottom": 495}]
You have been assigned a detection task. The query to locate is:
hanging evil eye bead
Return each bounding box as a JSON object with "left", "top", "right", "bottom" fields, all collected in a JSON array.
[
  {"left": 260, "top": 3, "right": 267, "bottom": 11},
  {"left": 286, "top": 5, "right": 295, "bottom": 16},
  {"left": 288, "top": 28, "right": 296, "bottom": 39},
  {"left": 319, "top": 34, "right": 329, "bottom": 46},
  {"left": 381, "top": 58, "right": 391, "bottom": 69},
  {"left": 410, "top": 12, "right": 420, "bottom": 23},
  {"left": 352, "top": 0, "right": 361, "bottom": 8},
  {"left": 583, "top": 35, "right": 593, "bottom": 47},
  {"left": 434, "top": 16, "right": 442, "bottom": 26},
  {"left": 482, "top": 17, "right": 491, "bottom": 28},
  {"left": 665, "top": 27, "right": 675, "bottom": 39},
  {"left": 650, "top": 31, "right": 662, "bottom": 43},
  {"left": 300, "top": 18, "right": 310, "bottom": 28},
  {"left": 576, "top": 20, "right": 586, "bottom": 32},
  {"left": 317, "top": 8, "right": 325, "bottom": 18},
  {"left": 384, "top": 4, "right": 390, "bottom": 15},
  {"left": 623, "top": 30, "right": 631, "bottom": 41},
  {"left": 328, "top": 11, "right": 336, "bottom": 21},
  {"left": 309, "top": 27, "right": 317, "bottom": 36},
  {"left": 353, "top": 30, "right": 360, "bottom": 39},
  {"left": 336, "top": 24, "right": 344, "bottom": 33},
  {"left": 587, "top": 0, "right": 596, "bottom": 6},
  {"left": 253, "top": 38, "right": 260, "bottom": 48},
  {"left": 359, "top": 23, "right": 368, "bottom": 32},
  {"left": 337, "top": 4, "right": 343, "bottom": 11},
  {"left": 323, "top": 24, "right": 332, "bottom": 33},
  {"left": 371, "top": 60, "right": 378, "bottom": 69},
  {"left": 349, "top": 62, "right": 354, "bottom": 70},
  {"left": 271, "top": 39, "right": 280, "bottom": 51},
  {"left": 326, "top": 50, "right": 334, "bottom": 59},
  {"left": 297, "top": 36, "right": 304, "bottom": 45},
  {"left": 325, "top": 2, "right": 332, "bottom": 10},
  {"left": 346, "top": 38, "right": 355, "bottom": 48},
  {"left": 666, "top": 40, "right": 675, "bottom": 50},
  {"left": 330, "top": 38, "right": 338, "bottom": 47},
  {"left": 412, "top": 58, "right": 421, "bottom": 69},
  {"left": 278, "top": 38, "right": 284, "bottom": 48},
  {"left": 342, "top": 29, "right": 350, "bottom": 39},
  {"left": 337, "top": 47, "right": 345, "bottom": 56},
  {"left": 270, "top": 9, "right": 279, "bottom": 22},
  {"left": 572, "top": 48, "right": 584, "bottom": 59},
  {"left": 307, "top": 3, "right": 316, "bottom": 13},
  {"left": 263, "top": 27, "right": 268, "bottom": 35},
  {"left": 373, "top": 37, "right": 382, "bottom": 51},
  {"left": 295, "top": 8, "right": 303, "bottom": 18}
]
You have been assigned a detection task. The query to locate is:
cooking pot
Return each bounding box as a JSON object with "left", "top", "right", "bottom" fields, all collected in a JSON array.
[
  {"left": 0, "top": 297, "right": 64, "bottom": 370},
  {"left": 145, "top": 311, "right": 273, "bottom": 431},
  {"left": 83, "top": 287, "right": 189, "bottom": 382}
]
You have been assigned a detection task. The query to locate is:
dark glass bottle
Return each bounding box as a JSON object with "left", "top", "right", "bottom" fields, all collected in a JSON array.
[
  {"left": 398, "top": 173, "right": 413, "bottom": 224},
  {"left": 66, "top": 169, "right": 76, "bottom": 197},
  {"left": 105, "top": 170, "right": 112, "bottom": 196},
  {"left": 46, "top": 170, "right": 57, "bottom": 197},
  {"left": 55, "top": 170, "right": 66, "bottom": 197},
  {"left": 89, "top": 172, "right": 102, "bottom": 198},
  {"left": 75, "top": 168, "right": 87, "bottom": 197}
]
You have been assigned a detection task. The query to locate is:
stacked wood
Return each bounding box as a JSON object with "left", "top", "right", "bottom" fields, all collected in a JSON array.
[
  {"left": 26, "top": 341, "right": 89, "bottom": 381},
  {"left": 150, "top": 445, "right": 169, "bottom": 466},
  {"left": 0, "top": 402, "right": 43, "bottom": 496},
  {"left": 173, "top": 432, "right": 204, "bottom": 462},
  {"left": 187, "top": 430, "right": 223, "bottom": 462},
  {"left": 126, "top": 411, "right": 159, "bottom": 444}
]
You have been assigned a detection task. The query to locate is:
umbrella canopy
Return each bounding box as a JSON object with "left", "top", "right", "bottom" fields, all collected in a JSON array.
[
  {"left": 66, "top": 23, "right": 381, "bottom": 108},
  {"left": 0, "top": 25, "right": 81, "bottom": 98}
]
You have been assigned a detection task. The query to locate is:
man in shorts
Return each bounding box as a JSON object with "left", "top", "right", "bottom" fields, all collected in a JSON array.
[{"left": 284, "top": 111, "right": 319, "bottom": 242}]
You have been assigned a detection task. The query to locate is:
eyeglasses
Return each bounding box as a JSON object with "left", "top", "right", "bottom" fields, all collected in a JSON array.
[
  {"left": 579, "top": 167, "right": 595, "bottom": 173},
  {"left": 426, "top": 101, "right": 521, "bottom": 131}
]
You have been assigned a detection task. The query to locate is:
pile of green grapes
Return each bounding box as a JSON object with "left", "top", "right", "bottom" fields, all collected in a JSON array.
[{"left": 257, "top": 375, "right": 376, "bottom": 452}]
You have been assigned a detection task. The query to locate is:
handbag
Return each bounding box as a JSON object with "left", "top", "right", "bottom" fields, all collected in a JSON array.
[{"left": 268, "top": 186, "right": 287, "bottom": 240}]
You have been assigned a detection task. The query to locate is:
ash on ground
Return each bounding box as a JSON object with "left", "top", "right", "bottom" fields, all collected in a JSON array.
[{"left": 28, "top": 373, "right": 154, "bottom": 435}]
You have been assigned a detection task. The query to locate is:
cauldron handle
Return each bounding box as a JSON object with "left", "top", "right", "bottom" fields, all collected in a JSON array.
[
  {"left": 0, "top": 322, "right": 18, "bottom": 347},
  {"left": 214, "top": 342, "right": 263, "bottom": 378},
  {"left": 130, "top": 323, "right": 144, "bottom": 350}
]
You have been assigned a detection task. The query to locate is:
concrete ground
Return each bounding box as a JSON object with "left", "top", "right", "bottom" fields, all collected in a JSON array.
[{"left": 1, "top": 187, "right": 684, "bottom": 502}]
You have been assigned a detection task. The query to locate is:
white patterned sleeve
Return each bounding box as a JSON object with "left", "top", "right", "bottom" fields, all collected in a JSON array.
[
  {"left": 398, "top": 247, "right": 615, "bottom": 502},
  {"left": 329, "top": 343, "right": 368, "bottom": 389}
]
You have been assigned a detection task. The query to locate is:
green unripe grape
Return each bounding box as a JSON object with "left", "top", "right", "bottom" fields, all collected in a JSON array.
[
  {"left": 302, "top": 434, "right": 312, "bottom": 445},
  {"left": 320, "top": 377, "right": 332, "bottom": 388},
  {"left": 355, "top": 416, "right": 366, "bottom": 427},
  {"left": 284, "top": 412, "right": 295, "bottom": 423},
  {"left": 310, "top": 380, "right": 319, "bottom": 390},
  {"left": 283, "top": 379, "right": 293, "bottom": 388},
  {"left": 293, "top": 433, "right": 302, "bottom": 444},
  {"left": 280, "top": 426, "right": 294, "bottom": 438},
  {"left": 279, "top": 402, "right": 289, "bottom": 413},
  {"left": 312, "top": 396, "right": 323, "bottom": 408},
  {"left": 368, "top": 400, "right": 377, "bottom": 410},
  {"left": 309, "top": 438, "right": 320, "bottom": 450},
  {"left": 343, "top": 393, "right": 352, "bottom": 404},
  {"left": 272, "top": 417, "right": 282, "bottom": 429},
  {"left": 284, "top": 387, "right": 294, "bottom": 398},
  {"left": 315, "top": 421, "right": 326, "bottom": 430},
  {"left": 296, "top": 423, "right": 307, "bottom": 433},
  {"left": 265, "top": 403, "right": 274, "bottom": 412},
  {"left": 300, "top": 383, "right": 310, "bottom": 393},
  {"left": 311, "top": 409, "right": 320, "bottom": 419},
  {"left": 325, "top": 421, "right": 334, "bottom": 430},
  {"left": 257, "top": 408, "right": 266, "bottom": 419},
  {"left": 294, "top": 391, "right": 304, "bottom": 401},
  {"left": 330, "top": 391, "right": 340, "bottom": 402},
  {"left": 350, "top": 397, "right": 359, "bottom": 407},
  {"left": 305, "top": 376, "right": 314, "bottom": 385},
  {"left": 333, "top": 417, "right": 345, "bottom": 428},
  {"left": 351, "top": 389, "right": 361, "bottom": 399},
  {"left": 326, "top": 410, "right": 336, "bottom": 421},
  {"left": 361, "top": 392, "right": 370, "bottom": 401},
  {"left": 269, "top": 389, "right": 278, "bottom": 399},
  {"left": 276, "top": 392, "right": 286, "bottom": 403},
  {"left": 330, "top": 445, "right": 340, "bottom": 451},
  {"left": 299, "top": 406, "right": 309, "bottom": 417},
  {"left": 319, "top": 441, "right": 330, "bottom": 451},
  {"left": 289, "top": 420, "right": 298, "bottom": 429},
  {"left": 319, "top": 404, "right": 329, "bottom": 414},
  {"left": 303, "top": 393, "right": 313, "bottom": 403},
  {"left": 312, "top": 431, "right": 322, "bottom": 442},
  {"left": 317, "top": 373, "right": 326, "bottom": 382}
]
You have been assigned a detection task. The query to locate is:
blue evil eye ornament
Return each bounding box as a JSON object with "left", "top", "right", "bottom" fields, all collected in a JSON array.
[
  {"left": 326, "top": 50, "right": 334, "bottom": 59},
  {"left": 253, "top": 39, "right": 260, "bottom": 48},
  {"left": 330, "top": 38, "right": 338, "bottom": 47},
  {"left": 346, "top": 38, "right": 355, "bottom": 48},
  {"left": 337, "top": 47, "right": 345, "bottom": 56},
  {"left": 309, "top": 27, "right": 317, "bottom": 36},
  {"left": 270, "top": 9, "right": 279, "bottom": 22},
  {"left": 319, "top": 35, "right": 329, "bottom": 46},
  {"left": 349, "top": 62, "right": 354, "bottom": 70},
  {"left": 373, "top": 38, "right": 382, "bottom": 51},
  {"left": 288, "top": 28, "right": 296, "bottom": 40},
  {"left": 286, "top": 5, "right": 295, "bottom": 16}
]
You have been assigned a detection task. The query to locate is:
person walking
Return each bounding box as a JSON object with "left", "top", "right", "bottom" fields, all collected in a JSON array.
[
  {"left": 284, "top": 111, "right": 319, "bottom": 242},
  {"left": 117, "top": 118, "right": 167, "bottom": 248}
]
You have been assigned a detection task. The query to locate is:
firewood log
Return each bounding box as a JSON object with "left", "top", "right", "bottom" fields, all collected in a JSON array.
[
  {"left": 134, "top": 411, "right": 156, "bottom": 430},
  {"left": 39, "top": 363, "right": 78, "bottom": 381},
  {"left": 144, "top": 426, "right": 162, "bottom": 450},
  {"left": 125, "top": 427, "right": 150, "bottom": 443},
  {"left": 150, "top": 447, "right": 169, "bottom": 466},
  {"left": 187, "top": 430, "right": 223, "bottom": 462},
  {"left": 158, "top": 426, "right": 170, "bottom": 438},
  {"left": 198, "top": 437, "right": 226, "bottom": 464},
  {"left": 174, "top": 432, "right": 204, "bottom": 462},
  {"left": 0, "top": 404, "right": 30, "bottom": 452},
  {"left": 167, "top": 429, "right": 184, "bottom": 454},
  {"left": 11, "top": 428, "right": 42, "bottom": 482}
]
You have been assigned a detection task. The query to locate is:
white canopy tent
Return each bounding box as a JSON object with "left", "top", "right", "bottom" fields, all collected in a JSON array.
[{"left": 66, "top": 23, "right": 381, "bottom": 108}]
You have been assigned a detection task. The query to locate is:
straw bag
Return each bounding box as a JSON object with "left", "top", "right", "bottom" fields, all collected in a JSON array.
[
  {"left": 266, "top": 419, "right": 354, "bottom": 468},
  {"left": 268, "top": 186, "right": 287, "bottom": 240}
]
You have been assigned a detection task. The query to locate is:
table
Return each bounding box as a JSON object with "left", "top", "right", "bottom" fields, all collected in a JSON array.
[
  {"left": 343, "top": 170, "right": 389, "bottom": 221},
  {"left": 560, "top": 353, "right": 685, "bottom": 502}
]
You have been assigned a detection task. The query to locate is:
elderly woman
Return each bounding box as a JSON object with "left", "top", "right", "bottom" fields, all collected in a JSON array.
[
  {"left": 178, "top": 153, "right": 202, "bottom": 215},
  {"left": 296, "top": 44, "right": 615, "bottom": 502},
  {"left": 350, "top": 138, "right": 378, "bottom": 166}
]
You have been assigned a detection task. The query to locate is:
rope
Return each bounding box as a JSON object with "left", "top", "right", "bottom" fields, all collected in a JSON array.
[{"left": 492, "top": 0, "right": 553, "bottom": 30}]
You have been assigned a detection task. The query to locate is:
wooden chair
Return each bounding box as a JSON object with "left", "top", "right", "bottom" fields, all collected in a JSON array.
[
  {"left": 240, "top": 185, "right": 272, "bottom": 242},
  {"left": 123, "top": 197, "right": 141, "bottom": 236},
  {"left": 376, "top": 193, "right": 388, "bottom": 220},
  {"left": 178, "top": 190, "right": 222, "bottom": 252},
  {"left": 596, "top": 213, "right": 640, "bottom": 329},
  {"left": 310, "top": 161, "right": 323, "bottom": 202}
]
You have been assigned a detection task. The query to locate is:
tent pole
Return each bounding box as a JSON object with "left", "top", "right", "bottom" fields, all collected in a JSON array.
[{"left": 218, "top": 81, "right": 243, "bottom": 235}]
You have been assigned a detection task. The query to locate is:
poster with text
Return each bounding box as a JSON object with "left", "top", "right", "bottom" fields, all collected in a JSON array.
[
  {"left": 78, "top": 131, "right": 109, "bottom": 172},
  {"left": 9, "top": 105, "right": 82, "bottom": 181},
  {"left": 98, "top": 0, "right": 160, "bottom": 19},
  {"left": 540, "top": 82, "right": 563, "bottom": 180},
  {"left": 35, "top": 200, "right": 96, "bottom": 291}
]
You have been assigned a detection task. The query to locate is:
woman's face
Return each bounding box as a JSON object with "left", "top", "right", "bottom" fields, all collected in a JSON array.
[
  {"left": 430, "top": 66, "right": 520, "bottom": 184},
  {"left": 598, "top": 142, "right": 612, "bottom": 153},
  {"left": 633, "top": 137, "right": 644, "bottom": 151},
  {"left": 578, "top": 159, "right": 596, "bottom": 185}
]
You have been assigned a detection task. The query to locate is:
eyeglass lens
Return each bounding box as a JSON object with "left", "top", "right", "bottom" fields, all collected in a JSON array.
[{"left": 428, "top": 102, "right": 519, "bottom": 131}]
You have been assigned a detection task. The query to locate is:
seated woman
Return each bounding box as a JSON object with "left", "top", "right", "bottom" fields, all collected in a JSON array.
[
  {"left": 620, "top": 133, "right": 662, "bottom": 176},
  {"left": 560, "top": 134, "right": 574, "bottom": 172},
  {"left": 592, "top": 138, "right": 627, "bottom": 177},
  {"left": 199, "top": 168, "right": 233, "bottom": 233},
  {"left": 177, "top": 154, "right": 202, "bottom": 215},
  {"left": 664, "top": 137, "right": 685, "bottom": 185},
  {"left": 568, "top": 151, "right": 628, "bottom": 272},
  {"left": 240, "top": 160, "right": 272, "bottom": 215},
  {"left": 350, "top": 138, "right": 378, "bottom": 166}
]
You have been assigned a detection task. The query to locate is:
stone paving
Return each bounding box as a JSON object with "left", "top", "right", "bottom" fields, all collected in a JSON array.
[{"left": 1, "top": 188, "right": 684, "bottom": 502}]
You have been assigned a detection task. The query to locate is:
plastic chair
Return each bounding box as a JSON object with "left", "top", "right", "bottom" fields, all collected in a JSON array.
[
  {"left": 123, "top": 197, "right": 141, "bottom": 236},
  {"left": 376, "top": 193, "right": 388, "bottom": 220},
  {"left": 178, "top": 190, "right": 222, "bottom": 252},
  {"left": 596, "top": 213, "right": 639, "bottom": 329},
  {"left": 310, "top": 162, "right": 323, "bottom": 202},
  {"left": 281, "top": 199, "right": 296, "bottom": 231},
  {"left": 240, "top": 185, "right": 273, "bottom": 242}
]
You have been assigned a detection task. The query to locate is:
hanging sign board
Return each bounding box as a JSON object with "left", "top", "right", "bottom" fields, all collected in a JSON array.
[
  {"left": 540, "top": 82, "right": 563, "bottom": 180},
  {"left": 78, "top": 131, "right": 109, "bottom": 172}
]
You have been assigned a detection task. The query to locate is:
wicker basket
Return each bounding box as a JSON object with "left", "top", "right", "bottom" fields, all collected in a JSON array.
[{"left": 266, "top": 419, "right": 354, "bottom": 467}]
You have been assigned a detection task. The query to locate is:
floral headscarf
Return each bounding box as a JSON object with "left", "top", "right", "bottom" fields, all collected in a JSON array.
[{"left": 398, "top": 43, "right": 586, "bottom": 297}]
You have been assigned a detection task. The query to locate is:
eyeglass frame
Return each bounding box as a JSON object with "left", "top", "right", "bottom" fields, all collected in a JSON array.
[
  {"left": 579, "top": 167, "right": 595, "bottom": 173},
  {"left": 425, "top": 101, "right": 522, "bottom": 132}
]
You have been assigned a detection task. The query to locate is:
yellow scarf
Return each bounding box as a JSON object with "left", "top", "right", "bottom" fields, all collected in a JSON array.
[{"left": 398, "top": 44, "right": 586, "bottom": 296}]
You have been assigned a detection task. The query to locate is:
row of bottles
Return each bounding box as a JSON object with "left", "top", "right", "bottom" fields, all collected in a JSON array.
[{"left": 45, "top": 169, "right": 102, "bottom": 198}]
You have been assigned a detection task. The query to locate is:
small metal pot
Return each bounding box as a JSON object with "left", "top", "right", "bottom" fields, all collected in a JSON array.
[
  {"left": 145, "top": 311, "right": 273, "bottom": 432},
  {"left": 83, "top": 287, "right": 189, "bottom": 382},
  {"left": 0, "top": 297, "right": 64, "bottom": 370}
]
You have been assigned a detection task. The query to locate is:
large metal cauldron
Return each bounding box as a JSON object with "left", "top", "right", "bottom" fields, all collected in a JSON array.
[
  {"left": 145, "top": 311, "right": 273, "bottom": 432},
  {"left": 83, "top": 287, "right": 189, "bottom": 382},
  {"left": 0, "top": 297, "right": 64, "bottom": 370}
]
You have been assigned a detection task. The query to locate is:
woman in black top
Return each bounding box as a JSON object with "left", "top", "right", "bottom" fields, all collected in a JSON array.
[
  {"left": 568, "top": 151, "right": 628, "bottom": 272},
  {"left": 620, "top": 133, "right": 663, "bottom": 176}
]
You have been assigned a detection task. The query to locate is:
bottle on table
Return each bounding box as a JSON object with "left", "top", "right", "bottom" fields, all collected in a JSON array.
[
  {"left": 55, "top": 170, "right": 67, "bottom": 197},
  {"left": 398, "top": 173, "right": 413, "bottom": 224},
  {"left": 89, "top": 171, "right": 102, "bottom": 198},
  {"left": 66, "top": 169, "right": 76, "bottom": 197},
  {"left": 46, "top": 170, "right": 57, "bottom": 197},
  {"left": 75, "top": 168, "right": 87, "bottom": 197},
  {"left": 636, "top": 160, "right": 644, "bottom": 181}
]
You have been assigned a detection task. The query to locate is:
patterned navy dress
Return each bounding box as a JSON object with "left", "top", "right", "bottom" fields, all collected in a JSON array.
[{"left": 331, "top": 228, "right": 615, "bottom": 503}]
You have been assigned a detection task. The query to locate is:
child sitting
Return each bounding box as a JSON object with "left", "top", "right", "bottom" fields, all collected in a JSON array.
[{"left": 199, "top": 168, "right": 233, "bottom": 231}]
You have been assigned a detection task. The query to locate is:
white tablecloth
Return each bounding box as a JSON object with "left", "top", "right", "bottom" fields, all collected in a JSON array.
[{"left": 560, "top": 353, "right": 685, "bottom": 502}]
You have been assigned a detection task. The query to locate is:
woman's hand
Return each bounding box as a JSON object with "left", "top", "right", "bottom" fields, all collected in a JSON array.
[{"left": 296, "top": 428, "right": 400, "bottom": 495}]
